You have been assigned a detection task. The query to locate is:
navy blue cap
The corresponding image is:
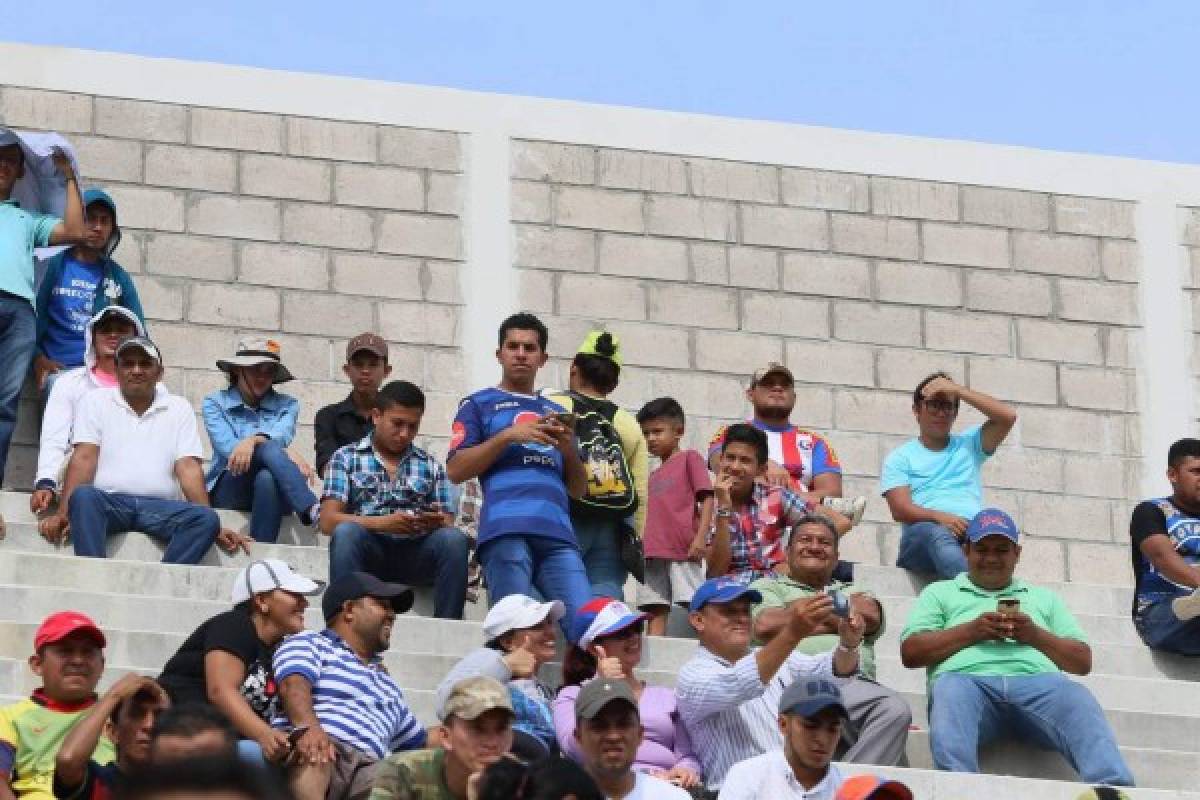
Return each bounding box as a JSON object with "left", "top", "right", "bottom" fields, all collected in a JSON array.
[
  {"left": 779, "top": 678, "right": 848, "bottom": 718},
  {"left": 966, "top": 508, "right": 1020, "bottom": 544},
  {"left": 688, "top": 577, "right": 762, "bottom": 612},
  {"left": 322, "top": 572, "right": 414, "bottom": 621}
]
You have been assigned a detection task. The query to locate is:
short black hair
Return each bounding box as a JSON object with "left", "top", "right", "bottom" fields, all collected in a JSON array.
[
  {"left": 786, "top": 513, "right": 840, "bottom": 550},
  {"left": 721, "top": 423, "right": 768, "bottom": 465},
  {"left": 913, "top": 371, "right": 956, "bottom": 407},
  {"left": 151, "top": 703, "right": 237, "bottom": 749},
  {"left": 112, "top": 683, "right": 166, "bottom": 725},
  {"left": 498, "top": 312, "right": 549, "bottom": 351},
  {"left": 477, "top": 756, "right": 603, "bottom": 800},
  {"left": 636, "top": 397, "right": 685, "bottom": 427},
  {"left": 375, "top": 379, "right": 426, "bottom": 412},
  {"left": 1168, "top": 438, "right": 1200, "bottom": 467},
  {"left": 572, "top": 333, "right": 620, "bottom": 395},
  {"left": 115, "top": 756, "right": 286, "bottom": 800}
]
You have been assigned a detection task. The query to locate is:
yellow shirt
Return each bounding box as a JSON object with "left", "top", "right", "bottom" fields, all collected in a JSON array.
[{"left": 0, "top": 695, "right": 114, "bottom": 800}]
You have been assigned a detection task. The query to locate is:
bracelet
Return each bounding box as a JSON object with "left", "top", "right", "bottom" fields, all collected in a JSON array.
[{"left": 836, "top": 642, "right": 861, "bottom": 654}]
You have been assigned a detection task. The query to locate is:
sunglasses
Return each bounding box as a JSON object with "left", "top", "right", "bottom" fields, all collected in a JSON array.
[{"left": 599, "top": 622, "right": 644, "bottom": 641}]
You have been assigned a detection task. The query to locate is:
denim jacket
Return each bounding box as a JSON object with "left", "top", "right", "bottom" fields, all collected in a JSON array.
[{"left": 202, "top": 386, "right": 299, "bottom": 489}]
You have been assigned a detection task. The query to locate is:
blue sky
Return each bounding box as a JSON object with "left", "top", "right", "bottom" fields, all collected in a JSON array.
[{"left": 6, "top": 1, "right": 1196, "bottom": 163}]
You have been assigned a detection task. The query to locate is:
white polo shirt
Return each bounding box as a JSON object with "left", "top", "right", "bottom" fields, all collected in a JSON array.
[
  {"left": 72, "top": 386, "right": 205, "bottom": 500},
  {"left": 718, "top": 751, "right": 843, "bottom": 800}
]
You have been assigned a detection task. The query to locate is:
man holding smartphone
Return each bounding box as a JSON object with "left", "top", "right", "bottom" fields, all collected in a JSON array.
[
  {"left": 899, "top": 508, "right": 1132, "bottom": 786},
  {"left": 320, "top": 380, "right": 471, "bottom": 619}
]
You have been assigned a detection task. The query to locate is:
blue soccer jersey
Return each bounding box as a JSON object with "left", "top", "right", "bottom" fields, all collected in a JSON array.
[{"left": 448, "top": 387, "right": 574, "bottom": 545}]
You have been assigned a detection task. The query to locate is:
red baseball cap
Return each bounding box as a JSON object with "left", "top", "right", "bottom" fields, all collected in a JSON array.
[
  {"left": 35, "top": 612, "right": 106, "bottom": 651},
  {"left": 835, "top": 775, "right": 913, "bottom": 800}
]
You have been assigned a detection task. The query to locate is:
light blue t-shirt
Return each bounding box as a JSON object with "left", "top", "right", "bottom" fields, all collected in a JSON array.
[
  {"left": 0, "top": 199, "right": 59, "bottom": 302},
  {"left": 879, "top": 425, "right": 988, "bottom": 519},
  {"left": 42, "top": 255, "right": 103, "bottom": 366}
]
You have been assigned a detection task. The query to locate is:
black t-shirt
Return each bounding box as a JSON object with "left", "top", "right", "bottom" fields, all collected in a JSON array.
[
  {"left": 157, "top": 608, "right": 279, "bottom": 722},
  {"left": 1129, "top": 500, "right": 1168, "bottom": 591}
]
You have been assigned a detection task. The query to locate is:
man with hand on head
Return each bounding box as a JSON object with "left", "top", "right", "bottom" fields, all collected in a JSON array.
[
  {"left": 881, "top": 372, "right": 1016, "bottom": 580},
  {"left": 370, "top": 677, "right": 515, "bottom": 800},
  {"left": 900, "top": 508, "right": 1132, "bottom": 786},
  {"left": 573, "top": 679, "right": 689, "bottom": 800},
  {"left": 676, "top": 578, "right": 861, "bottom": 793},
  {"left": 719, "top": 679, "right": 849, "bottom": 800},
  {"left": 275, "top": 572, "right": 425, "bottom": 800},
  {"left": 53, "top": 676, "right": 168, "bottom": 800}
]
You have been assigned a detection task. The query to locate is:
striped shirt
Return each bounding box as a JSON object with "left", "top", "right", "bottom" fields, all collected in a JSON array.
[
  {"left": 272, "top": 630, "right": 425, "bottom": 759},
  {"left": 676, "top": 645, "right": 834, "bottom": 790}
]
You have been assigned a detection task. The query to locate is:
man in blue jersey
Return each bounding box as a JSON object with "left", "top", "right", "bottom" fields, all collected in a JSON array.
[
  {"left": 275, "top": 572, "right": 426, "bottom": 800},
  {"left": 447, "top": 312, "right": 591, "bottom": 624}
]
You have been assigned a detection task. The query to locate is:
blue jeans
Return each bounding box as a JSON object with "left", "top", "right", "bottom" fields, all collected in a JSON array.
[
  {"left": 328, "top": 521, "right": 470, "bottom": 619},
  {"left": 896, "top": 521, "right": 967, "bottom": 579},
  {"left": 67, "top": 486, "right": 220, "bottom": 565},
  {"left": 573, "top": 515, "right": 626, "bottom": 601},
  {"left": 1135, "top": 600, "right": 1200, "bottom": 655},
  {"left": 0, "top": 295, "right": 35, "bottom": 485},
  {"left": 478, "top": 533, "right": 592, "bottom": 631},
  {"left": 930, "top": 672, "right": 1133, "bottom": 786},
  {"left": 210, "top": 440, "right": 318, "bottom": 543}
]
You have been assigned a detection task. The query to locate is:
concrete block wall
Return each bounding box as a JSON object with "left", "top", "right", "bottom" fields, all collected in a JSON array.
[
  {"left": 0, "top": 87, "right": 466, "bottom": 474},
  {"left": 2, "top": 46, "right": 1192, "bottom": 587},
  {"left": 513, "top": 141, "right": 1144, "bottom": 585}
]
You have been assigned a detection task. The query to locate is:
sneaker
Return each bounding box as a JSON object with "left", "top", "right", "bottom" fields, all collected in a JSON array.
[
  {"left": 823, "top": 495, "right": 867, "bottom": 526},
  {"left": 1171, "top": 588, "right": 1200, "bottom": 622}
]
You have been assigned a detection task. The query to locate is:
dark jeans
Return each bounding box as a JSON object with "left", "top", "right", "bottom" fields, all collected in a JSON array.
[
  {"left": 896, "top": 521, "right": 967, "bottom": 579},
  {"left": 67, "top": 486, "right": 220, "bottom": 564},
  {"left": 1135, "top": 600, "right": 1200, "bottom": 655},
  {"left": 210, "top": 439, "right": 318, "bottom": 542},
  {"left": 0, "top": 295, "right": 35, "bottom": 485},
  {"left": 328, "top": 521, "right": 470, "bottom": 619},
  {"left": 477, "top": 533, "right": 592, "bottom": 634}
]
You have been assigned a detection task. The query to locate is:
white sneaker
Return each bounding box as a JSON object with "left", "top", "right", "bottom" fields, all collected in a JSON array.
[
  {"left": 823, "top": 495, "right": 867, "bottom": 526},
  {"left": 1171, "top": 588, "right": 1200, "bottom": 622}
]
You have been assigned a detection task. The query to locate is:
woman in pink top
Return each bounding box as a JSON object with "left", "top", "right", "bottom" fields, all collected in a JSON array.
[{"left": 552, "top": 598, "right": 703, "bottom": 792}]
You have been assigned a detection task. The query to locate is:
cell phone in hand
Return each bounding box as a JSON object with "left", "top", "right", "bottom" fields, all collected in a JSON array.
[
  {"left": 997, "top": 598, "right": 1020, "bottom": 614},
  {"left": 288, "top": 725, "right": 309, "bottom": 745},
  {"left": 547, "top": 412, "right": 576, "bottom": 428}
]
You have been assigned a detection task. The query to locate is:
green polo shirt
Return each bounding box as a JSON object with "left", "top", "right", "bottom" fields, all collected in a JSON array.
[
  {"left": 749, "top": 575, "right": 884, "bottom": 680},
  {"left": 900, "top": 573, "right": 1087, "bottom": 685},
  {"left": 0, "top": 199, "right": 59, "bottom": 302}
]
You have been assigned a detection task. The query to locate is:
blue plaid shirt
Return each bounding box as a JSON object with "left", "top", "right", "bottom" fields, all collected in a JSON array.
[{"left": 322, "top": 435, "right": 453, "bottom": 515}]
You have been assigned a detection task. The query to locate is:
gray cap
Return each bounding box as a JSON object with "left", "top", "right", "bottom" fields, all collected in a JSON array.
[
  {"left": 575, "top": 679, "right": 638, "bottom": 721},
  {"left": 115, "top": 335, "right": 162, "bottom": 364}
]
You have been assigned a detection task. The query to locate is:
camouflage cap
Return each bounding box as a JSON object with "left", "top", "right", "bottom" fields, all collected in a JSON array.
[{"left": 439, "top": 676, "right": 514, "bottom": 722}]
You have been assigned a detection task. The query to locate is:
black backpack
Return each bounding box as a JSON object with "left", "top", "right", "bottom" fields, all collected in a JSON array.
[{"left": 566, "top": 391, "right": 638, "bottom": 518}]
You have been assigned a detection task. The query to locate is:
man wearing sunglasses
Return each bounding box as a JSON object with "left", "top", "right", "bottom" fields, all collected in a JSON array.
[{"left": 880, "top": 373, "right": 1017, "bottom": 580}]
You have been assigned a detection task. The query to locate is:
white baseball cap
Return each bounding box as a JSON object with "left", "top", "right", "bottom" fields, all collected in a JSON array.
[
  {"left": 482, "top": 594, "right": 565, "bottom": 640},
  {"left": 231, "top": 559, "right": 324, "bottom": 605}
]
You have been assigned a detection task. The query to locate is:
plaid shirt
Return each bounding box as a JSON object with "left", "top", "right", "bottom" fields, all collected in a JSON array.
[
  {"left": 709, "top": 483, "right": 813, "bottom": 583},
  {"left": 322, "top": 435, "right": 452, "bottom": 515}
]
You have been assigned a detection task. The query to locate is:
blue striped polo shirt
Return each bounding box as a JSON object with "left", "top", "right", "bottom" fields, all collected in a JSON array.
[{"left": 272, "top": 629, "right": 425, "bottom": 759}]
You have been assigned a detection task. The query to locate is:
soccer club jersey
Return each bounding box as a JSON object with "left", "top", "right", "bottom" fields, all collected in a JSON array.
[
  {"left": 708, "top": 421, "right": 842, "bottom": 491},
  {"left": 448, "top": 388, "right": 573, "bottom": 545}
]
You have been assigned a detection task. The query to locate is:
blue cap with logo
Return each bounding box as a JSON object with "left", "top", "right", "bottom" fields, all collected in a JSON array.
[
  {"left": 688, "top": 577, "right": 763, "bottom": 612},
  {"left": 779, "top": 678, "right": 848, "bottom": 718},
  {"left": 966, "top": 508, "right": 1020, "bottom": 544}
]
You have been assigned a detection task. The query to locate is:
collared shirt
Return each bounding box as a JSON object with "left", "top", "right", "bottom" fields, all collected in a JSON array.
[
  {"left": 201, "top": 386, "right": 299, "bottom": 488},
  {"left": 718, "top": 751, "right": 843, "bottom": 800},
  {"left": 709, "top": 484, "right": 814, "bottom": 583},
  {"left": 272, "top": 629, "right": 425, "bottom": 759},
  {"left": 750, "top": 574, "right": 884, "bottom": 680},
  {"left": 0, "top": 199, "right": 59, "bottom": 303},
  {"left": 314, "top": 393, "right": 374, "bottom": 476},
  {"left": 323, "top": 435, "right": 452, "bottom": 516},
  {"left": 72, "top": 386, "right": 205, "bottom": 500},
  {"left": 676, "top": 645, "right": 834, "bottom": 790},
  {"left": 900, "top": 573, "right": 1087, "bottom": 685},
  {"left": 0, "top": 691, "right": 114, "bottom": 800}
]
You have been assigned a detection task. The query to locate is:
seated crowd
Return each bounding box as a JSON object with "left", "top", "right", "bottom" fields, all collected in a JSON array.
[{"left": 1, "top": 124, "right": 1186, "bottom": 799}]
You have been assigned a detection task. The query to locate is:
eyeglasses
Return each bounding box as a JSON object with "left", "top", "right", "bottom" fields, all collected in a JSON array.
[{"left": 921, "top": 398, "right": 958, "bottom": 414}]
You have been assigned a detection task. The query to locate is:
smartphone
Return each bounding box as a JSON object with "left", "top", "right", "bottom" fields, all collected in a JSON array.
[
  {"left": 288, "top": 725, "right": 309, "bottom": 745},
  {"left": 997, "top": 598, "right": 1020, "bottom": 614},
  {"left": 547, "top": 412, "right": 577, "bottom": 427}
]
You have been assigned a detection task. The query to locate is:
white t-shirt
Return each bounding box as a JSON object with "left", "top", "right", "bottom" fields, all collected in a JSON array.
[
  {"left": 718, "top": 751, "right": 843, "bottom": 800},
  {"left": 613, "top": 772, "right": 692, "bottom": 800},
  {"left": 72, "top": 386, "right": 205, "bottom": 500}
]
